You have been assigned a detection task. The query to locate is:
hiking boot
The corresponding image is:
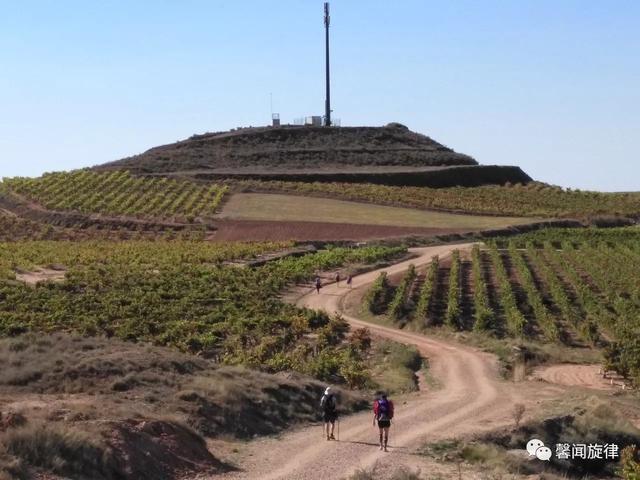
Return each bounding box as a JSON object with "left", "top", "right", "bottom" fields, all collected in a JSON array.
[
  {"left": 329, "top": 434, "right": 335, "bottom": 440},
  {"left": 379, "top": 444, "right": 383, "bottom": 451}
]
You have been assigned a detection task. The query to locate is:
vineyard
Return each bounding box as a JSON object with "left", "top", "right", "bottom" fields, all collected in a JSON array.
[
  {"left": 234, "top": 179, "right": 640, "bottom": 218},
  {"left": 5, "top": 170, "right": 640, "bottom": 228},
  {"left": 4, "top": 171, "right": 640, "bottom": 224},
  {"left": 362, "top": 228, "right": 640, "bottom": 385},
  {"left": 3, "top": 170, "right": 227, "bottom": 221},
  {"left": 0, "top": 210, "right": 211, "bottom": 242},
  {"left": 0, "top": 240, "right": 404, "bottom": 386}
]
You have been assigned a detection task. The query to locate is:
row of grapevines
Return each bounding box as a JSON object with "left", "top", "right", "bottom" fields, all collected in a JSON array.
[
  {"left": 577, "top": 243, "right": 640, "bottom": 301},
  {"left": 611, "top": 244, "right": 640, "bottom": 300},
  {"left": 525, "top": 243, "right": 582, "bottom": 336},
  {"left": 508, "top": 243, "right": 559, "bottom": 341},
  {"left": 445, "top": 251, "right": 461, "bottom": 329},
  {"left": 568, "top": 244, "right": 640, "bottom": 351},
  {"left": 364, "top": 272, "right": 392, "bottom": 315},
  {"left": 413, "top": 256, "right": 439, "bottom": 327},
  {"left": 387, "top": 264, "right": 417, "bottom": 320},
  {"left": 0, "top": 213, "right": 209, "bottom": 243},
  {"left": 494, "top": 227, "right": 640, "bottom": 249},
  {"left": 471, "top": 246, "right": 494, "bottom": 332},
  {"left": 488, "top": 245, "right": 526, "bottom": 336},
  {"left": 541, "top": 242, "right": 603, "bottom": 342}
]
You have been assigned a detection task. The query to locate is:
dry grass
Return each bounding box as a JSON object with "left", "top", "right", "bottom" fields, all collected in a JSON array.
[
  {"left": 0, "top": 334, "right": 367, "bottom": 439},
  {"left": 217, "top": 193, "right": 536, "bottom": 229},
  {"left": 0, "top": 419, "right": 229, "bottom": 480},
  {"left": 369, "top": 340, "right": 423, "bottom": 394},
  {"left": 349, "top": 465, "right": 431, "bottom": 480},
  {"left": 0, "top": 423, "right": 116, "bottom": 480},
  {"left": 418, "top": 328, "right": 603, "bottom": 381},
  {"left": 3, "top": 333, "right": 369, "bottom": 477}
]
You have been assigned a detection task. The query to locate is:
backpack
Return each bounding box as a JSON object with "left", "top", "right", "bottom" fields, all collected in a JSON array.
[
  {"left": 321, "top": 394, "right": 336, "bottom": 413},
  {"left": 377, "top": 398, "right": 390, "bottom": 420}
]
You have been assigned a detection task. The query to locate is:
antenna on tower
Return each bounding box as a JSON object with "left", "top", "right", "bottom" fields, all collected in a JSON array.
[
  {"left": 324, "top": 2, "right": 331, "bottom": 127},
  {"left": 270, "top": 92, "right": 280, "bottom": 127}
]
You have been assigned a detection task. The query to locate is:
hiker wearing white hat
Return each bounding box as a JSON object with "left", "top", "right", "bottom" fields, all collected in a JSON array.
[{"left": 319, "top": 386, "right": 338, "bottom": 440}]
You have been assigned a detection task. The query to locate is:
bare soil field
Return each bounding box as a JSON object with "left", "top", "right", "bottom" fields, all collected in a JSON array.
[
  {"left": 210, "top": 219, "right": 471, "bottom": 242},
  {"left": 14, "top": 267, "right": 66, "bottom": 286}
]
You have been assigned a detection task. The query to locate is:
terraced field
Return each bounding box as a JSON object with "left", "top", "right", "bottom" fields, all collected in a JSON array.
[
  {"left": 3, "top": 170, "right": 227, "bottom": 220},
  {"left": 235, "top": 179, "right": 640, "bottom": 218}
]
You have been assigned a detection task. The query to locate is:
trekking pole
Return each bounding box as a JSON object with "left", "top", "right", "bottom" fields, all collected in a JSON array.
[{"left": 338, "top": 419, "right": 340, "bottom": 441}]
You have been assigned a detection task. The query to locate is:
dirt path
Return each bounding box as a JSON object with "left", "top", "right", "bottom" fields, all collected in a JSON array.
[
  {"left": 531, "top": 364, "right": 625, "bottom": 391},
  {"left": 15, "top": 267, "right": 66, "bottom": 285},
  {"left": 213, "top": 244, "right": 548, "bottom": 479}
]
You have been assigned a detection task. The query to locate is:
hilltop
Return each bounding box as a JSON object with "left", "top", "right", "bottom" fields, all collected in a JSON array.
[{"left": 96, "top": 123, "right": 531, "bottom": 187}]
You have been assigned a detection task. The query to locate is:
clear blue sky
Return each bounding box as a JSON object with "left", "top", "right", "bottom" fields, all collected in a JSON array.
[{"left": 1, "top": 1, "right": 638, "bottom": 191}]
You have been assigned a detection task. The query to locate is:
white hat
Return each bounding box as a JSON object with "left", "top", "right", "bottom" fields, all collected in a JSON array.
[{"left": 324, "top": 387, "right": 331, "bottom": 395}]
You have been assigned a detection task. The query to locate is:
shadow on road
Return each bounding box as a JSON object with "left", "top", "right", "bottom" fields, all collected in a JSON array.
[{"left": 340, "top": 440, "right": 408, "bottom": 450}]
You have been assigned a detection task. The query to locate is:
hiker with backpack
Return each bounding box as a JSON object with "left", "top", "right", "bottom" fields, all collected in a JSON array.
[
  {"left": 373, "top": 392, "right": 394, "bottom": 451},
  {"left": 320, "top": 386, "right": 338, "bottom": 440},
  {"left": 335, "top": 272, "right": 341, "bottom": 287},
  {"left": 315, "top": 276, "right": 322, "bottom": 294},
  {"left": 346, "top": 274, "right": 353, "bottom": 289}
]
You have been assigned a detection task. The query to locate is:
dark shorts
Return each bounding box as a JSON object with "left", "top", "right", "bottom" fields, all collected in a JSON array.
[
  {"left": 377, "top": 419, "right": 391, "bottom": 429},
  {"left": 323, "top": 412, "right": 337, "bottom": 423}
]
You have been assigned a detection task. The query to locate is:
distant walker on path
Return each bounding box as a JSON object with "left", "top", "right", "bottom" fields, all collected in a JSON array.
[
  {"left": 315, "top": 276, "right": 322, "bottom": 294},
  {"left": 373, "top": 392, "right": 394, "bottom": 451}
]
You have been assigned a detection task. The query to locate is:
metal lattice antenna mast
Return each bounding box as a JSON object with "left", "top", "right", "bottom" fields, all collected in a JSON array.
[{"left": 324, "top": 2, "right": 331, "bottom": 127}]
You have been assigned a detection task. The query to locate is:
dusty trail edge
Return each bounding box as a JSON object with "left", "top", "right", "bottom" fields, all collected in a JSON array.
[{"left": 216, "top": 243, "right": 521, "bottom": 480}]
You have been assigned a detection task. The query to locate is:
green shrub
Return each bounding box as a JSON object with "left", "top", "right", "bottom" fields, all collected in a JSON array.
[{"left": 619, "top": 445, "right": 640, "bottom": 479}]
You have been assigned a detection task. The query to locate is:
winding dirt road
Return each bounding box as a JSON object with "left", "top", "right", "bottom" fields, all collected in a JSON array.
[{"left": 217, "top": 245, "right": 526, "bottom": 479}]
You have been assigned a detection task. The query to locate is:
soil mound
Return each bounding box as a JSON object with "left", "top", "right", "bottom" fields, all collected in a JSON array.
[
  {"left": 97, "top": 123, "right": 476, "bottom": 175},
  {"left": 106, "top": 419, "right": 228, "bottom": 479}
]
